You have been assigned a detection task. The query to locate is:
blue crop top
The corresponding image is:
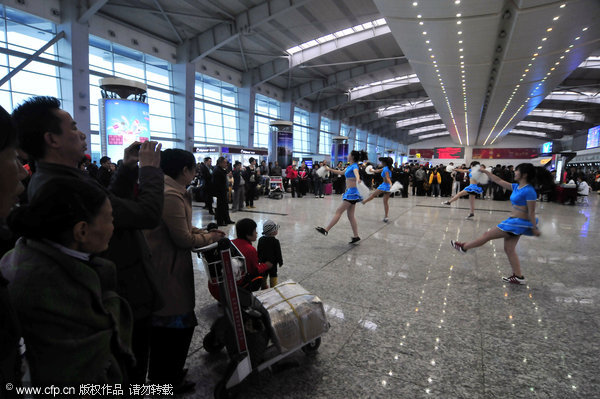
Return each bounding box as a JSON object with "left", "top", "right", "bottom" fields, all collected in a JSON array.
[
  {"left": 381, "top": 166, "right": 391, "bottom": 180},
  {"left": 510, "top": 183, "right": 537, "bottom": 207},
  {"left": 345, "top": 163, "right": 359, "bottom": 178}
]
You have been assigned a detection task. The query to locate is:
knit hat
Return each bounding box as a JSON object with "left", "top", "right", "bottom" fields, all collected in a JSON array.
[{"left": 262, "top": 220, "right": 279, "bottom": 236}]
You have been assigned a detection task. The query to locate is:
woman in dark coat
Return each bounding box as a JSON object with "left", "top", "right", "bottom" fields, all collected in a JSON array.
[{"left": 1, "top": 179, "right": 134, "bottom": 386}]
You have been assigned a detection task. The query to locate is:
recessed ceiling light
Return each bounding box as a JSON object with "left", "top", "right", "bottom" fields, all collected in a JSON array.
[
  {"left": 583, "top": 27, "right": 588, "bottom": 31},
  {"left": 455, "top": 0, "right": 460, "bottom": 4},
  {"left": 459, "top": 40, "right": 463, "bottom": 43},
  {"left": 457, "top": 20, "right": 462, "bottom": 24},
  {"left": 542, "top": 37, "right": 547, "bottom": 41},
  {"left": 428, "top": 48, "right": 432, "bottom": 51},
  {"left": 419, "top": 21, "right": 424, "bottom": 25},
  {"left": 528, "top": 63, "right": 532, "bottom": 66},
  {"left": 547, "top": 27, "right": 553, "bottom": 32},
  {"left": 560, "top": 55, "right": 565, "bottom": 59},
  {"left": 575, "top": 36, "right": 580, "bottom": 40},
  {"left": 423, "top": 31, "right": 427, "bottom": 35},
  {"left": 565, "top": 49, "right": 570, "bottom": 52},
  {"left": 533, "top": 53, "right": 538, "bottom": 57},
  {"left": 555, "top": 61, "right": 559, "bottom": 65},
  {"left": 537, "top": 46, "right": 542, "bottom": 49},
  {"left": 457, "top": 31, "right": 462, "bottom": 35},
  {"left": 560, "top": 3, "right": 566, "bottom": 8},
  {"left": 426, "top": 40, "right": 430, "bottom": 43},
  {"left": 417, "top": 14, "right": 422, "bottom": 18},
  {"left": 459, "top": 48, "right": 463, "bottom": 51},
  {"left": 460, "top": 55, "right": 464, "bottom": 58},
  {"left": 413, "top": 2, "right": 418, "bottom": 6},
  {"left": 553, "top": 16, "right": 559, "bottom": 20},
  {"left": 456, "top": 13, "right": 462, "bottom": 17}
]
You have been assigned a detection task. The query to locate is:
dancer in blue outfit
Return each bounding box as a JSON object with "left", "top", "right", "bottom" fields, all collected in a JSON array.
[
  {"left": 442, "top": 161, "right": 483, "bottom": 219},
  {"left": 450, "top": 163, "right": 541, "bottom": 285},
  {"left": 362, "top": 157, "right": 394, "bottom": 223},
  {"left": 316, "top": 150, "right": 368, "bottom": 244}
]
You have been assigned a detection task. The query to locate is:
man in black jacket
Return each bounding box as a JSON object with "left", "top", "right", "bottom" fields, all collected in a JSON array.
[
  {"left": 12, "top": 96, "right": 164, "bottom": 384},
  {"left": 197, "top": 157, "right": 214, "bottom": 214},
  {"left": 213, "top": 156, "right": 234, "bottom": 226}
]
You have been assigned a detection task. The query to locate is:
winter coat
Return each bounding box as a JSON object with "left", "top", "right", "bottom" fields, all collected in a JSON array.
[
  {"left": 0, "top": 238, "right": 134, "bottom": 385},
  {"left": 144, "top": 176, "right": 214, "bottom": 317}
]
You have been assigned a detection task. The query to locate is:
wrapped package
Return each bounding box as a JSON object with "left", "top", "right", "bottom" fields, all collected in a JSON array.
[{"left": 254, "top": 280, "right": 329, "bottom": 352}]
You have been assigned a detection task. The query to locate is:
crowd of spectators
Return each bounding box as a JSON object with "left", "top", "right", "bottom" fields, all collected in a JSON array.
[{"left": 2, "top": 95, "right": 598, "bottom": 397}]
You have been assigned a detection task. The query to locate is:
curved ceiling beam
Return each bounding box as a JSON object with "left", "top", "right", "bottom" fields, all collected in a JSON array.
[
  {"left": 179, "top": 0, "right": 312, "bottom": 63},
  {"left": 318, "top": 84, "right": 425, "bottom": 112},
  {"left": 244, "top": 23, "right": 392, "bottom": 87},
  {"left": 289, "top": 58, "right": 409, "bottom": 101},
  {"left": 349, "top": 74, "right": 419, "bottom": 100},
  {"left": 349, "top": 106, "right": 437, "bottom": 127},
  {"left": 336, "top": 95, "right": 430, "bottom": 120}
]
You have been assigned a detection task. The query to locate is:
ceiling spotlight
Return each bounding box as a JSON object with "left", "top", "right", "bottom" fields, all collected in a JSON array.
[
  {"left": 417, "top": 14, "right": 422, "bottom": 18},
  {"left": 533, "top": 53, "right": 538, "bottom": 57},
  {"left": 428, "top": 48, "right": 432, "bottom": 51},
  {"left": 583, "top": 27, "right": 588, "bottom": 31},
  {"left": 560, "top": 3, "right": 566, "bottom": 7},
  {"left": 553, "top": 16, "right": 559, "bottom": 20},
  {"left": 456, "top": 13, "right": 462, "bottom": 17},
  {"left": 459, "top": 40, "right": 463, "bottom": 44},
  {"left": 547, "top": 27, "right": 553, "bottom": 32},
  {"left": 419, "top": 21, "right": 424, "bottom": 25},
  {"left": 457, "top": 20, "right": 462, "bottom": 24},
  {"left": 426, "top": 40, "right": 430, "bottom": 43},
  {"left": 458, "top": 31, "right": 463, "bottom": 35},
  {"left": 455, "top": 0, "right": 460, "bottom": 4},
  {"left": 459, "top": 48, "right": 463, "bottom": 51},
  {"left": 423, "top": 31, "right": 427, "bottom": 35},
  {"left": 542, "top": 37, "right": 547, "bottom": 41},
  {"left": 413, "top": 2, "right": 418, "bottom": 6},
  {"left": 575, "top": 36, "right": 580, "bottom": 40}
]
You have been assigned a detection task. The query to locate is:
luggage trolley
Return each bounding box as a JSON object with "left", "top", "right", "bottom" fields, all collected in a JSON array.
[
  {"left": 268, "top": 176, "right": 284, "bottom": 199},
  {"left": 194, "top": 238, "right": 329, "bottom": 399}
]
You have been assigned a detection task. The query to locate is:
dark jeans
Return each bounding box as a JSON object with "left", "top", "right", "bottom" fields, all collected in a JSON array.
[
  {"left": 215, "top": 193, "right": 231, "bottom": 224},
  {"left": 431, "top": 183, "right": 440, "bottom": 197},
  {"left": 313, "top": 177, "right": 323, "bottom": 196},
  {"left": 291, "top": 178, "right": 299, "bottom": 197},
  {"left": 148, "top": 326, "right": 195, "bottom": 384},
  {"left": 246, "top": 183, "right": 256, "bottom": 206},
  {"left": 128, "top": 316, "right": 152, "bottom": 383}
]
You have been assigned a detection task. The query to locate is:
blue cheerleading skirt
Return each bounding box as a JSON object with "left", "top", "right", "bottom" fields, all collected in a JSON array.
[
  {"left": 497, "top": 217, "right": 539, "bottom": 236},
  {"left": 343, "top": 187, "right": 362, "bottom": 201},
  {"left": 464, "top": 184, "right": 483, "bottom": 194},
  {"left": 377, "top": 182, "right": 391, "bottom": 192}
]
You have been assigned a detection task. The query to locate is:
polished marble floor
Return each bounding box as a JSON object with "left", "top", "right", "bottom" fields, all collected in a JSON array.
[{"left": 185, "top": 191, "right": 600, "bottom": 398}]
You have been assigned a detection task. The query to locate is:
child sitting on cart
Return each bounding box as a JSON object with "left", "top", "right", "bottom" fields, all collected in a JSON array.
[
  {"left": 232, "top": 218, "right": 273, "bottom": 291},
  {"left": 258, "top": 220, "right": 283, "bottom": 288}
]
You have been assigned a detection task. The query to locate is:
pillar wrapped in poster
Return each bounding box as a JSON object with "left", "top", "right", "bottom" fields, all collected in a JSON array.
[
  {"left": 331, "top": 136, "right": 349, "bottom": 165},
  {"left": 269, "top": 120, "right": 293, "bottom": 168}
]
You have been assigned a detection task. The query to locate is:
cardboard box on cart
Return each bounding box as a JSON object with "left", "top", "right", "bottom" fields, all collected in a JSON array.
[{"left": 254, "top": 280, "right": 329, "bottom": 353}]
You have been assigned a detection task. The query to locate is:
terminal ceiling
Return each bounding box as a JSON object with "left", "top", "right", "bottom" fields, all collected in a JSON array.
[{"left": 94, "top": 0, "right": 600, "bottom": 146}]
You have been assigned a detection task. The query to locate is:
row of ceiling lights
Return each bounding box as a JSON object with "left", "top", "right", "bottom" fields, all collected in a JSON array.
[
  {"left": 484, "top": 3, "right": 589, "bottom": 144},
  {"left": 413, "top": 0, "right": 465, "bottom": 144}
]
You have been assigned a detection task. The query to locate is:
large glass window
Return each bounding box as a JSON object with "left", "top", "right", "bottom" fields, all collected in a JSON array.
[
  {"left": 88, "top": 35, "right": 176, "bottom": 158},
  {"left": 354, "top": 128, "right": 367, "bottom": 151},
  {"left": 194, "top": 73, "right": 240, "bottom": 145},
  {"left": 254, "top": 94, "right": 280, "bottom": 148},
  {"left": 0, "top": 6, "right": 61, "bottom": 112},
  {"left": 293, "top": 107, "right": 310, "bottom": 156},
  {"left": 319, "top": 117, "right": 333, "bottom": 154}
]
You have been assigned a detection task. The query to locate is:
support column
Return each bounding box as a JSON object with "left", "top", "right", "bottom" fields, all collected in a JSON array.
[
  {"left": 238, "top": 86, "right": 255, "bottom": 148},
  {"left": 58, "top": 0, "right": 90, "bottom": 149},
  {"left": 172, "top": 62, "right": 195, "bottom": 151},
  {"left": 309, "top": 110, "right": 320, "bottom": 155},
  {"left": 464, "top": 146, "right": 474, "bottom": 162}
]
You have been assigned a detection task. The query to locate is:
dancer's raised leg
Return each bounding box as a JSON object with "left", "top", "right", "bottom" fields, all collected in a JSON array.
[
  {"left": 362, "top": 189, "right": 382, "bottom": 204},
  {"left": 463, "top": 227, "right": 508, "bottom": 250}
]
